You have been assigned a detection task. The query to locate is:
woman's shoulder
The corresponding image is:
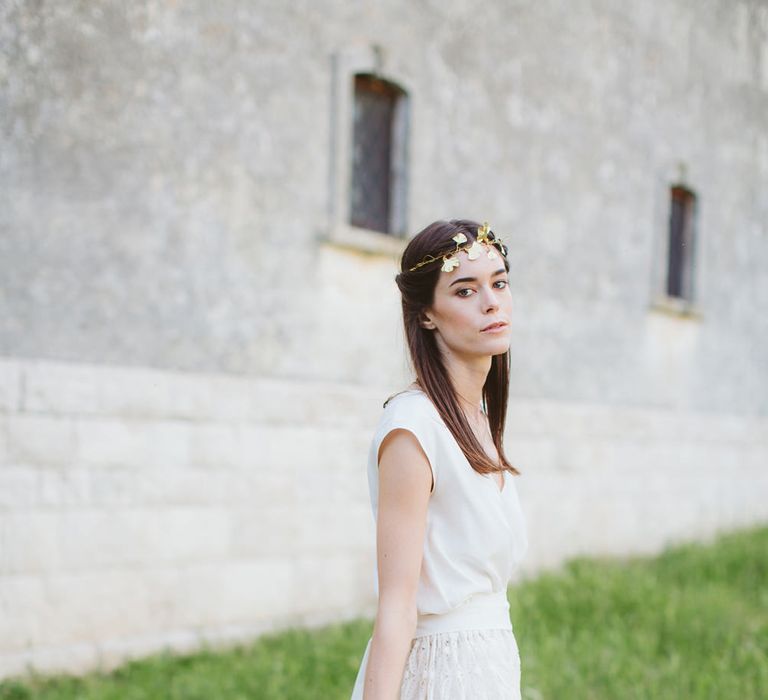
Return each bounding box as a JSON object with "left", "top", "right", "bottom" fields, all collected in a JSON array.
[
  {"left": 373, "top": 385, "right": 443, "bottom": 486},
  {"left": 379, "top": 384, "right": 443, "bottom": 429},
  {"left": 383, "top": 383, "right": 429, "bottom": 410},
  {"left": 383, "top": 381, "right": 417, "bottom": 404}
]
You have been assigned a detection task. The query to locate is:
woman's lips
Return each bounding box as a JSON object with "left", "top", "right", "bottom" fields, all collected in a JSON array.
[{"left": 481, "top": 322, "right": 508, "bottom": 333}]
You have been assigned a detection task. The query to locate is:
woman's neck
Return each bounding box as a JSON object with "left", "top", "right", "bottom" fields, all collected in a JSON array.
[
  {"left": 411, "top": 355, "right": 491, "bottom": 422},
  {"left": 446, "top": 357, "right": 491, "bottom": 422}
]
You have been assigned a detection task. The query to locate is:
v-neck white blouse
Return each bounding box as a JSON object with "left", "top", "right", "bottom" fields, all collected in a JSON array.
[{"left": 366, "top": 387, "right": 528, "bottom": 636}]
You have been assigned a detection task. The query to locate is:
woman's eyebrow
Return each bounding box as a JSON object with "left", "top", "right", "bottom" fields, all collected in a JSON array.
[{"left": 448, "top": 268, "right": 507, "bottom": 287}]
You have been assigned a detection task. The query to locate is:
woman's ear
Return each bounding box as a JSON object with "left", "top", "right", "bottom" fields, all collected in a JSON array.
[{"left": 420, "top": 313, "right": 436, "bottom": 330}]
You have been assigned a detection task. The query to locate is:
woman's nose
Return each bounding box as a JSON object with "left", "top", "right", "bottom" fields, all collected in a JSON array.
[{"left": 480, "top": 286, "right": 499, "bottom": 311}]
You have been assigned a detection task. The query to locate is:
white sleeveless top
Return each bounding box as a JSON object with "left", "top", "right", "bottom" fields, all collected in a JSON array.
[{"left": 366, "top": 387, "right": 528, "bottom": 635}]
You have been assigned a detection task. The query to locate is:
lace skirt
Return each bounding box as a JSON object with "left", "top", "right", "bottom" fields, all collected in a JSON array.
[{"left": 350, "top": 627, "right": 522, "bottom": 699}]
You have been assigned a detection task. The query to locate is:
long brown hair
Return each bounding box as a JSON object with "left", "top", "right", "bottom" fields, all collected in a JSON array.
[{"left": 390, "top": 219, "right": 520, "bottom": 477}]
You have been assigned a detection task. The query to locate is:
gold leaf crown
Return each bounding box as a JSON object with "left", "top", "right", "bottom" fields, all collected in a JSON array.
[{"left": 407, "top": 222, "right": 508, "bottom": 273}]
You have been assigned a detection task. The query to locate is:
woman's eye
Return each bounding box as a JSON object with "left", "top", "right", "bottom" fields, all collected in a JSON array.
[{"left": 457, "top": 281, "right": 508, "bottom": 297}]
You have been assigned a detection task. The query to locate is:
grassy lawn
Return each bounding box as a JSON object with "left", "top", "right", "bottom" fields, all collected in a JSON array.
[{"left": 1, "top": 524, "right": 766, "bottom": 700}]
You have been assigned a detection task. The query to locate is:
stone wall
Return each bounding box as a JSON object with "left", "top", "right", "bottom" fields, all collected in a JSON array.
[
  {"left": 2, "top": 356, "right": 766, "bottom": 679},
  {"left": 2, "top": 0, "right": 767, "bottom": 681},
  {"left": 0, "top": 357, "right": 379, "bottom": 678}
]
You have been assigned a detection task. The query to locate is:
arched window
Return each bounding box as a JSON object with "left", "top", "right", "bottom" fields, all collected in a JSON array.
[
  {"left": 348, "top": 74, "right": 408, "bottom": 235},
  {"left": 666, "top": 185, "right": 697, "bottom": 301}
]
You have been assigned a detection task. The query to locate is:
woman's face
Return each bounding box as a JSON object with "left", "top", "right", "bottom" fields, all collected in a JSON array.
[{"left": 422, "top": 244, "right": 513, "bottom": 360}]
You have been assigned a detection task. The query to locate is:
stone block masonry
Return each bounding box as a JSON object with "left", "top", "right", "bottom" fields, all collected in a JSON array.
[
  {"left": 0, "top": 357, "right": 382, "bottom": 679},
  {"left": 1, "top": 356, "right": 766, "bottom": 680}
]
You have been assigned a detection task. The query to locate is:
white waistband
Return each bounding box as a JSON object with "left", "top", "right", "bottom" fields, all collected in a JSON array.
[{"left": 414, "top": 590, "right": 512, "bottom": 637}]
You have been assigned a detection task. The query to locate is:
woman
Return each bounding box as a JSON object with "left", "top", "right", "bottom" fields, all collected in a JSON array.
[{"left": 350, "top": 219, "right": 529, "bottom": 699}]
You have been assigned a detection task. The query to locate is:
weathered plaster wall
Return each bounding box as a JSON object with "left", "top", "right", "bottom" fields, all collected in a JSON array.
[{"left": 2, "top": 0, "right": 766, "bottom": 409}]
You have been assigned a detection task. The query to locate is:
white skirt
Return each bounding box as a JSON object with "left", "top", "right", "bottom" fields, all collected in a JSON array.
[
  {"left": 350, "top": 627, "right": 522, "bottom": 699},
  {"left": 403, "top": 627, "right": 521, "bottom": 699},
  {"left": 351, "top": 591, "right": 521, "bottom": 699}
]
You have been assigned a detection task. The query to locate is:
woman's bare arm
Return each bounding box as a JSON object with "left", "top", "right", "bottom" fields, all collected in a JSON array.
[{"left": 362, "top": 428, "right": 433, "bottom": 700}]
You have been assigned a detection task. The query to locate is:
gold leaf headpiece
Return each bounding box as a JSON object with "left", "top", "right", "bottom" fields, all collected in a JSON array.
[{"left": 407, "top": 222, "right": 508, "bottom": 273}]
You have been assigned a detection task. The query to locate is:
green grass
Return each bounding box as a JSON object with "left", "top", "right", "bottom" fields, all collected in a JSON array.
[
  {"left": 511, "top": 525, "right": 768, "bottom": 699},
  {"left": 2, "top": 525, "right": 766, "bottom": 699}
]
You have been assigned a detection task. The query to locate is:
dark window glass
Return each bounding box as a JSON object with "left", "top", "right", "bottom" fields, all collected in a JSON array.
[
  {"left": 666, "top": 186, "right": 696, "bottom": 300},
  {"left": 350, "top": 74, "right": 406, "bottom": 234}
]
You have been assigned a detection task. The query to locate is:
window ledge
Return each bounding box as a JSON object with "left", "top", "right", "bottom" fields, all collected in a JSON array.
[
  {"left": 649, "top": 295, "right": 703, "bottom": 320},
  {"left": 322, "top": 223, "right": 408, "bottom": 258}
]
